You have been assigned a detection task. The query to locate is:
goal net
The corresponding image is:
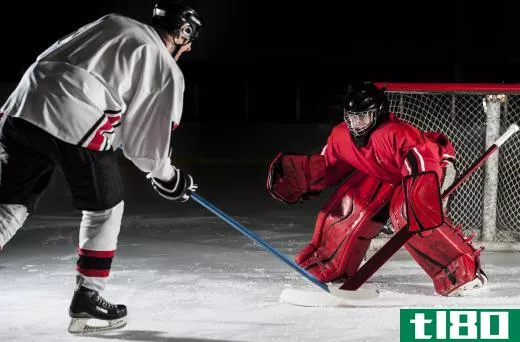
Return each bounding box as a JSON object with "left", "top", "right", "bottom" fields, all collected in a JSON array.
[{"left": 376, "top": 83, "right": 520, "bottom": 243}]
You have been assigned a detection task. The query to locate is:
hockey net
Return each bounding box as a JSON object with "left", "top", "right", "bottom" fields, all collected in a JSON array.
[{"left": 376, "top": 83, "right": 520, "bottom": 243}]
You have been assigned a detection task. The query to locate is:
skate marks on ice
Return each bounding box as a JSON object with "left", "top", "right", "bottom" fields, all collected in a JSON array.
[{"left": 74, "top": 329, "right": 239, "bottom": 342}]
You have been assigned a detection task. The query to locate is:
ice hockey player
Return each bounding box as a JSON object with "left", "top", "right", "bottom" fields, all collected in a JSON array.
[
  {"left": 267, "top": 81, "right": 488, "bottom": 297},
  {"left": 0, "top": 0, "right": 201, "bottom": 334}
]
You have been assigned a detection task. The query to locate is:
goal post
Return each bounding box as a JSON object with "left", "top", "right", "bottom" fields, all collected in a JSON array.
[{"left": 374, "top": 82, "right": 520, "bottom": 243}]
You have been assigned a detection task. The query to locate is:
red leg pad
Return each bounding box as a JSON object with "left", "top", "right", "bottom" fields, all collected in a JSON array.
[
  {"left": 390, "top": 187, "right": 484, "bottom": 295},
  {"left": 296, "top": 171, "right": 395, "bottom": 283}
]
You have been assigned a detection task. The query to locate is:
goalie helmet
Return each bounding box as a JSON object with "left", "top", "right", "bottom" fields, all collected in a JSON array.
[
  {"left": 343, "top": 82, "right": 389, "bottom": 139},
  {"left": 152, "top": 0, "right": 203, "bottom": 42}
]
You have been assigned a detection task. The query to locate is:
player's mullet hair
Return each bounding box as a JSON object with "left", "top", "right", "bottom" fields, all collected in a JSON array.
[{"left": 152, "top": 25, "right": 179, "bottom": 44}]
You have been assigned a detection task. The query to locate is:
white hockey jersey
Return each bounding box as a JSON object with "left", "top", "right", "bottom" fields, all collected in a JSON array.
[{"left": 0, "top": 13, "right": 184, "bottom": 181}]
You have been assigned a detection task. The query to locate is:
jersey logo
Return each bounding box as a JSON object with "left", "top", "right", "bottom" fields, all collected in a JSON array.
[{"left": 79, "top": 111, "right": 122, "bottom": 151}]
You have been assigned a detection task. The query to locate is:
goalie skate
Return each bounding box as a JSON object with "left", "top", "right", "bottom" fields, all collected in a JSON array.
[
  {"left": 446, "top": 269, "right": 489, "bottom": 297},
  {"left": 67, "top": 286, "right": 127, "bottom": 334}
]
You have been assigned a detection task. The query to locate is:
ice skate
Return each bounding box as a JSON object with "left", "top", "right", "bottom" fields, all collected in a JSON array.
[
  {"left": 68, "top": 285, "right": 127, "bottom": 334},
  {"left": 447, "top": 269, "right": 489, "bottom": 297}
]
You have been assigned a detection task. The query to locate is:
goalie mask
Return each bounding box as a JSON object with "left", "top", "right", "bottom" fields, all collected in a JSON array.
[{"left": 343, "top": 82, "right": 389, "bottom": 147}]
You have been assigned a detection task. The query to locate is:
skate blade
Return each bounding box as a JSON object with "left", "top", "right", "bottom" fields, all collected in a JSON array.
[{"left": 68, "top": 317, "right": 127, "bottom": 334}]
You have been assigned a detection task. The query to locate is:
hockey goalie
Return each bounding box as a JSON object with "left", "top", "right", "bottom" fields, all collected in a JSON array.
[{"left": 267, "top": 81, "right": 488, "bottom": 297}]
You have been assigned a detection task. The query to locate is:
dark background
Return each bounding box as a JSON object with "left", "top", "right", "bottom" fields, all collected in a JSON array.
[
  {"left": 0, "top": 0, "right": 518, "bottom": 218},
  {"left": 1, "top": 0, "right": 519, "bottom": 125}
]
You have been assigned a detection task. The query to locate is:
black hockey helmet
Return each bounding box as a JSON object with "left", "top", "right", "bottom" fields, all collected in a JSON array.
[
  {"left": 152, "top": 0, "right": 203, "bottom": 43},
  {"left": 343, "top": 81, "right": 389, "bottom": 137}
]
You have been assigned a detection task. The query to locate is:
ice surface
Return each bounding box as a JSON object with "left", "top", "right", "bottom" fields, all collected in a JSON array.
[
  {"left": 0, "top": 162, "right": 518, "bottom": 341},
  {"left": 1, "top": 212, "right": 519, "bottom": 342}
]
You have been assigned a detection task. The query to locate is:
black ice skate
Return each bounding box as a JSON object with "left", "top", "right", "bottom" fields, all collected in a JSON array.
[{"left": 68, "top": 285, "right": 127, "bottom": 334}]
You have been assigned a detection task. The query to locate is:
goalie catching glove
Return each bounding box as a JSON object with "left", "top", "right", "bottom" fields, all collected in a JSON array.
[
  {"left": 151, "top": 168, "right": 198, "bottom": 202},
  {"left": 266, "top": 152, "right": 327, "bottom": 204}
]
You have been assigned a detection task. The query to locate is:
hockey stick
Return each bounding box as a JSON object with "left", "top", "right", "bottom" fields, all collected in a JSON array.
[
  {"left": 191, "top": 192, "right": 378, "bottom": 299},
  {"left": 339, "top": 123, "right": 520, "bottom": 291}
]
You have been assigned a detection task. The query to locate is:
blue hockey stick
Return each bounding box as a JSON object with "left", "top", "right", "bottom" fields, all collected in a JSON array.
[
  {"left": 191, "top": 193, "right": 380, "bottom": 299},
  {"left": 190, "top": 192, "right": 331, "bottom": 292}
]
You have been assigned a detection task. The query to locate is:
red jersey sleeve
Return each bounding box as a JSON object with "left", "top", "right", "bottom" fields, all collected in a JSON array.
[{"left": 321, "top": 127, "right": 354, "bottom": 187}]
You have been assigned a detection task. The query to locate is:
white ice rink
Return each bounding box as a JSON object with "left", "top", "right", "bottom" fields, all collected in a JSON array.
[{"left": 1, "top": 211, "right": 519, "bottom": 342}]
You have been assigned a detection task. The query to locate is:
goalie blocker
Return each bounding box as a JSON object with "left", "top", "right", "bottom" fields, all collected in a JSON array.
[{"left": 267, "top": 153, "right": 485, "bottom": 296}]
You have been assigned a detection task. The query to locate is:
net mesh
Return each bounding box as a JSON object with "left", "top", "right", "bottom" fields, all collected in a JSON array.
[{"left": 383, "top": 86, "right": 520, "bottom": 241}]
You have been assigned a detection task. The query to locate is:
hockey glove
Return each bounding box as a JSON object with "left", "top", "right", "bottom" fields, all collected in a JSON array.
[
  {"left": 151, "top": 168, "right": 198, "bottom": 202},
  {"left": 266, "top": 152, "right": 326, "bottom": 204}
]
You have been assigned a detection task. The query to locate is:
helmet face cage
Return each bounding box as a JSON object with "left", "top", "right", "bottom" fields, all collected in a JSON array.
[
  {"left": 343, "top": 108, "right": 377, "bottom": 137},
  {"left": 153, "top": 2, "right": 202, "bottom": 44},
  {"left": 178, "top": 9, "right": 202, "bottom": 42}
]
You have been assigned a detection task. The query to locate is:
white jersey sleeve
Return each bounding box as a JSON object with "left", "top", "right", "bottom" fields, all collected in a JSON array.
[{"left": 120, "top": 44, "right": 185, "bottom": 182}]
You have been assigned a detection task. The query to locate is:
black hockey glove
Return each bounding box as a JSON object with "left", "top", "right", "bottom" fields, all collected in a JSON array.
[{"left": 151, "top": 168, "right": 198, "bottom": 202}]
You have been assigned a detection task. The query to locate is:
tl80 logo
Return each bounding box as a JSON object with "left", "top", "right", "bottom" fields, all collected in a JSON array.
[{"left": 400, "top": 309, "right": 520, "bottom": 341}]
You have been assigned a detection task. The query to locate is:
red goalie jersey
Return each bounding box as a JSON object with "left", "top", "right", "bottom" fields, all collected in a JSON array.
[
  {"left": 267, "top": 82, "right": 487, "bottom": 297},
  {"left": 321, "top": 112, "right": 455, "bottom": 188}
]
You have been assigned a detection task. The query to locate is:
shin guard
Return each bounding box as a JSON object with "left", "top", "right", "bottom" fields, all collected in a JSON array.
[
  {"left": 296, "top": 172, "right": 395, "bottom": 283},
  {"left": 390, "top": 188, "right": 484, "bottom": 296},
  {"left": 77, "top": 200, "right": 124, "bottom": 292}
]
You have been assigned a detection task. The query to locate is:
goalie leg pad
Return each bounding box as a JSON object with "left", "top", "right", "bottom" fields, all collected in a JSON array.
[
  {"left": 296, "top": 171, "right": 395, "bottom": 283},
  {"left": 406, "top": 218, "right": 484, "bottom": 296},
  {"left": 390, "top": 189, "right": 484, "bottom": 296}
]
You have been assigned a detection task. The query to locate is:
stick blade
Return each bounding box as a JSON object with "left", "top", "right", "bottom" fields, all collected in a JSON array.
[{"left": 279, "top": 283, "right": 380, "bottom": 307}]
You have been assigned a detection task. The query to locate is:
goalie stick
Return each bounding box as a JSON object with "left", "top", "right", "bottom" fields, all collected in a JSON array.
[
  {"left": 191, "top": 192, "right": 379, "bottom": 300},
  {"left": 339, "top": 123, "right": 519, "bottom": 291}
]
